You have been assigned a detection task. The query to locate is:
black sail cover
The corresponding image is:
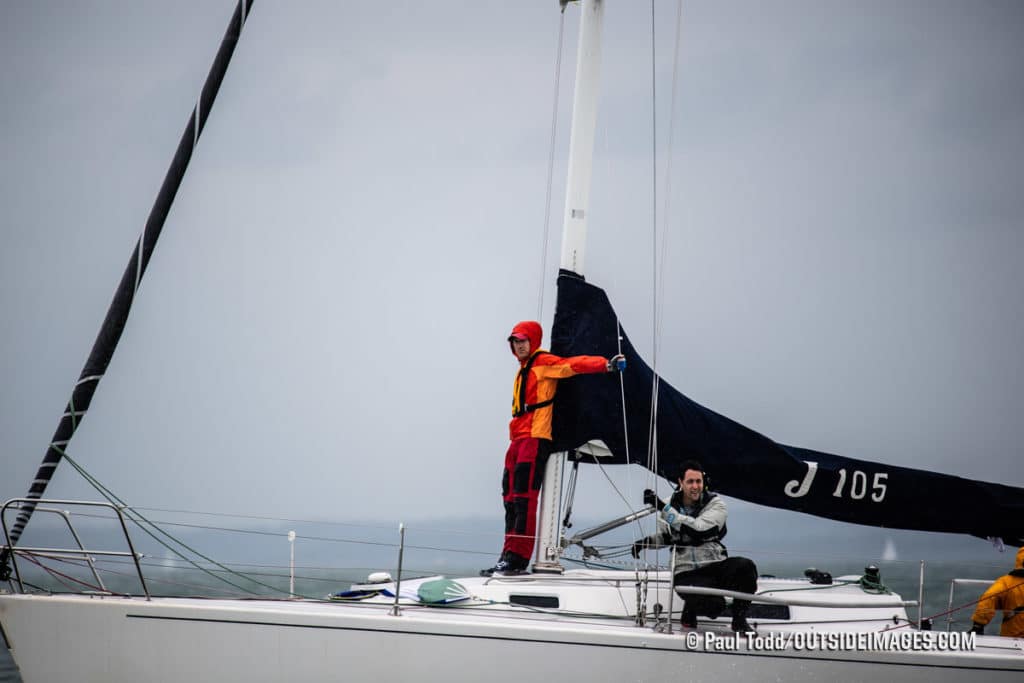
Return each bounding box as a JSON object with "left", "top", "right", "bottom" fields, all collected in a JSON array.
[{"left": 549, "top": 271, "right": 1024, "bottom": 547}]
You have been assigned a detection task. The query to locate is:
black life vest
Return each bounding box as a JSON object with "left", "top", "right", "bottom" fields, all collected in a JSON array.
[
  {"left": 667, "top": 490, "right": 728, "bottom": 547},
  {"left": 512, "top": 352, "right": 555, "bottom": 418}
]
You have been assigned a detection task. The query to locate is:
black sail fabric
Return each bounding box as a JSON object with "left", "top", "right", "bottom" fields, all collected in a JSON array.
[{"left": 549, "top": 270, "right": 1024, "bottom": 547}]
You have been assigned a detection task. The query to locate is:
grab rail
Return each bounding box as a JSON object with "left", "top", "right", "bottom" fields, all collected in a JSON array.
[
  {"left": 1, "top": 498, "right": 150, "bottom": 600},
  {"left": 945, "top": 578, "right": 992, "bottom": 632}
]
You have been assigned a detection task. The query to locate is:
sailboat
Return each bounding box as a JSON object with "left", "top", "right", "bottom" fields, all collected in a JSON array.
[{"left": 3, "top": 1, "right": 1023, "bottom": 680}]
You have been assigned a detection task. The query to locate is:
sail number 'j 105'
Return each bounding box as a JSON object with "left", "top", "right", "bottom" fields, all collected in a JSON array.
[{"left": 784, "top": 461, "right": 889, "bottom": 502}]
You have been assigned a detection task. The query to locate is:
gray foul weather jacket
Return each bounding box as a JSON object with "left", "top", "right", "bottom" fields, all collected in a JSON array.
[{"left": 640, "top": 491, "right": 729, "bottom": 574}]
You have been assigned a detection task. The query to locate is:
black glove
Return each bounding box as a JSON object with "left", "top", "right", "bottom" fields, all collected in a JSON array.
[
  {"left": 643, "top": 489, "right": 665, "bottom": 511},
  {"left": 631, "top": 539, "right": 647, "bottom": 559},
  {"left": 970, "top": 622, "right": 985, "bottom": 635}
]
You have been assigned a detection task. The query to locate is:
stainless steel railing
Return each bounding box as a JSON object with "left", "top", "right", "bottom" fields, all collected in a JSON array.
[
  {"left": 945, "top": 577, "right": 993, "bottom": 632},
  {"left": 1, "top": 498, "right": 150, "bottom": 600}
]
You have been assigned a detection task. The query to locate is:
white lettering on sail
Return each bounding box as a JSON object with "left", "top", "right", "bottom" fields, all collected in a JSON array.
[
  {"left": 833, "top": 468, "right": 847, "bottom": 497},
  {"left": 850, "top": 470, "right": 867, "bottom": 499},
  {"left": 871, "top": 473, "right": 888, "bottom": 502},
  {"left": 784, "top": 461, "right": 818, "bottom": 498},
  {"left": 833, "top": 469, "right": 890, "bottom": 502}
]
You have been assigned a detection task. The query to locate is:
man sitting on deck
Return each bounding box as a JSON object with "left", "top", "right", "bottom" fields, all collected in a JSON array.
[{"left": 633, "top": 460, "right": 757, "bottom": 632}]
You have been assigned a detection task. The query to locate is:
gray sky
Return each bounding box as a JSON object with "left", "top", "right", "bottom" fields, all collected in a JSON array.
[{"left": 2, "top": 1, "right": 1022, "bottom": 558}]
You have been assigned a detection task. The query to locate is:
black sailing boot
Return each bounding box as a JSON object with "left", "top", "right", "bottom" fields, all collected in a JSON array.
[
  {"left": 480, "top": 551, "right": 510, "bottom": 577},
  {"left": 481, "top": 551, "right": 530, "bottom": 577},
  {"left": 680, "top": 605, "right": 697, "bottom": 629},
  {"left": 503, "top": 552, "right": 530, "bottom": 575},
  {"left": 731, "top": 600, "right": 754, "bottom": 633}
]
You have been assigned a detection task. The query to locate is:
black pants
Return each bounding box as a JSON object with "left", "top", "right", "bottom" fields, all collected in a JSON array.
[{"left": 674, "top": 556, "right": 757, "bottom": 616}]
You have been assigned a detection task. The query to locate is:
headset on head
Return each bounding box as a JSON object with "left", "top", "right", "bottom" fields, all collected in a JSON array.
[{"left": 672, "top": 460, "right": 712, "bottom": 493}]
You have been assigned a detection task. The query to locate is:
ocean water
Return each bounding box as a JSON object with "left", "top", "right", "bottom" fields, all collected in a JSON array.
[{"left": 0, "top": 644, "right": 20, "bottom": 683}]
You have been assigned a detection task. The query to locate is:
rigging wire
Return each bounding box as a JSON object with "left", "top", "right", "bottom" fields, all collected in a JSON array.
[
  {"left": 18, "top": 552, "right": 101, "bottom": 593},
  {"left": 27, "top": 553, "right": 440, "bottom": 598},
  {"left": 647, "top": 0, "right": 685, "bottom": 491},
  {"left": 644, "top": 0, "right": 660, "bottom": 485},
  {"left": 536, "top": 6, "right": 568, "bottom": 320},
  {"left": 130, "top": 506, "right": 496, "bottom": 538},
  {"left": 651, "top": 2, "right": 685, "bottom": 486},
  {"left": 657, "top": 0, "right": 685, "bottom": 352},
  {"left": 53, "top": 448, "right": 307, "bottom": 598},
  {"left": 636, "top": 0, "right": 661, "bottom": 620},
  {"left": 634, "top": 2, "right": 686, "bottom": 610},
  {"left": 615, "top": 321, "right": 631, "bottom": 480},
  {"left": 578, "top": 451, "right": 636, "bottom": 512},
  {"left": 561, "top": 459, "right": 580, "bottom": 529}
]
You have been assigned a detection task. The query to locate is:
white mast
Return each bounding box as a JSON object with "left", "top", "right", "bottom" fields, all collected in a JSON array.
[
  {"left": 558, "top": 0, "right": 605, "bottom": 277},
  {"left": 534, "top": 0, "right": 605, "bottom": 573}
]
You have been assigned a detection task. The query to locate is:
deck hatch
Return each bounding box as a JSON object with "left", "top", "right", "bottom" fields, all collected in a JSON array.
[{"left": 509, "top": 594, "right": 560, "bottom": 609}]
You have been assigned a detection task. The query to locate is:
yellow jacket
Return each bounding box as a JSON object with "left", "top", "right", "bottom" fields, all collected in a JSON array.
[{"left": 971, "top": 546, "right": 1024, "bottom": 637}]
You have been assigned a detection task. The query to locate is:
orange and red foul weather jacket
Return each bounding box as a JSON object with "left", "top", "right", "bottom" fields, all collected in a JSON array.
[{"left": 508, "top": 321, "right": 607, "bottom": 441}]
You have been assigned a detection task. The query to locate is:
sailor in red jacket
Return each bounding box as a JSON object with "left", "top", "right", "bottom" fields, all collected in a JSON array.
[{"left": 481, "top": 320, "right": 624, "bottom": 576}]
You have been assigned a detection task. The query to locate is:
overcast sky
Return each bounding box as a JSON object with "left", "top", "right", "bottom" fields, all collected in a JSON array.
[{"left": 2, "top": 1, "right": 1022, "bottom": 560}]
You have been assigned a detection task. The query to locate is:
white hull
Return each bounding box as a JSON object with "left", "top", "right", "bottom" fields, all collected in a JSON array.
[{"left": 3, "top": 571, "right": 1022, "bottom": 682}]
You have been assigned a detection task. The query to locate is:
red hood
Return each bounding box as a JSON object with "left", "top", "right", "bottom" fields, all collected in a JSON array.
[{"left": 509, "top": 320, "right": 543, "bottom": 360}]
